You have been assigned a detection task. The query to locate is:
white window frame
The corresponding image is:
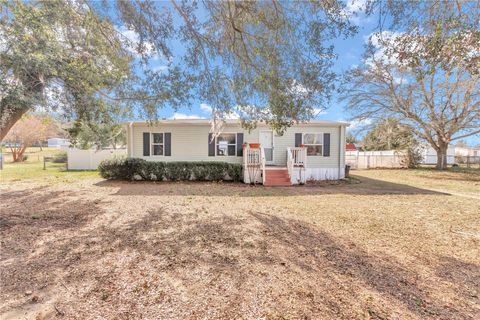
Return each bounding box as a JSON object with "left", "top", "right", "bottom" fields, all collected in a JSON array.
[
  {"left": 151, "top": 132, "right": 164, "bottom": 157},
  {"left": 216, "top": 132, "right": 237, "bottom": 156},
  {"left": 303, "top": 132, "right": 324, "bottom": 157}
]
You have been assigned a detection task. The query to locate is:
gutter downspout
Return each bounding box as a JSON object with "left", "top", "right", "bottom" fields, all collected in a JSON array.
[
  {"left": 338, "top": 125, "right": 342, "bottom": 179},
  {"left": 128, "top": 122, "right": 134, "bottom": 157}
]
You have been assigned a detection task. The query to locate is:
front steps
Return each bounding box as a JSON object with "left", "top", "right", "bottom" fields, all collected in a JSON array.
[{"left": 263, "top": 167, "right": 291, "bottom": 186}]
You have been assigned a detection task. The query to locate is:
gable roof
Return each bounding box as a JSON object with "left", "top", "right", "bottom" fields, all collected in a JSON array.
[{"left": 127, "top": 119, "right": 350, "bottom": 127}]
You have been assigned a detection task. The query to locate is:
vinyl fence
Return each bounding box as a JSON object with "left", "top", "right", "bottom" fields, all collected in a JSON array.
[
  {"left": 346, "top": 150, "right": 406, "bottom": 169},
  {"left": 453, "top": 155, "right": 480, "bottom": 168},
  {"left": 346, "top": 150, "right": 480, "bottom": 169},
  {"left": 67, "top": 148, "right": 127, "bottom": 170}
]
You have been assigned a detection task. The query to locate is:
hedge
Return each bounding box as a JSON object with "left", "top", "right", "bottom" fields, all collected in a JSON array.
[{"left": 98, "top": 157, "right": 243, "bottom": 182}]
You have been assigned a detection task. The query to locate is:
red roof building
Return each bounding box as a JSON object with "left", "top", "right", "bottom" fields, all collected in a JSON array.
[{"left": 346, "top": 143, "right": 357, "bottom": 151}]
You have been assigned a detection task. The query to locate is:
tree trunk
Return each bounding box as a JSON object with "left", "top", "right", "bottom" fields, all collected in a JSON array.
[
  {"left": 0, "top": 107, "right": 30, "bottom": 141},
  {"left": 12, "top": 145, "right": 27, "bottom": 162},
  {"left": 436, "top": 144, "right": 449, "bottom": 170}
]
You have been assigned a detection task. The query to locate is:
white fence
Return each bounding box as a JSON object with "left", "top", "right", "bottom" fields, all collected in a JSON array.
[
  {"left": 420, "top": 146, "right": 455, "bottom": 165},
  {"left": 67, "top": 148, "right": 126, "bottom": 170},
  {"left": 346, "top": 150, "right": 405, "bottom": 169}
]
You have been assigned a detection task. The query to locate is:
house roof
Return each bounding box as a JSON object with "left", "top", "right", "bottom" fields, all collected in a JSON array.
[
  {"left": 346, "top": 143, "right": 357, "bottom": 151},
  {"left": 127, "top": 119, "right": 350, "bottom": 127}
]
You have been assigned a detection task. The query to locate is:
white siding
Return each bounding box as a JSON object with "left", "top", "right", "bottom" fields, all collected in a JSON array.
[{"left": 128, "top": 122, "right": 346, "bottom": 169}]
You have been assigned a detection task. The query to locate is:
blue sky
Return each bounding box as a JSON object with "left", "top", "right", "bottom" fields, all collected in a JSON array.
[{"left": 127, "top": 1, "right": 479, "bottom": 145}]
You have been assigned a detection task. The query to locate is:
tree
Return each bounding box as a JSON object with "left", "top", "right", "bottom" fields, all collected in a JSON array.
[
  {"left": 345, "top": 132, "right": 358, "bottom": 144},
  {"left": 362, "top": 118, "right": 416, "bottom": 151},
  {"left": 455, "top": 140, "right": 469, "bottom": 148},
  {"left": 1, "top": 0, "right": 357, "bottom": 140},
  {"left": 0, "top": 0, "right": 136, "bottom": 141},
  {"left": 68, "top": 120, "right": 126, "bottom": 150},
  {"left": 343, "top": 1, "right": 480, "bottom": 169},
  {"left": 4, "top": 114, "right": 57, "bottom": 162}
]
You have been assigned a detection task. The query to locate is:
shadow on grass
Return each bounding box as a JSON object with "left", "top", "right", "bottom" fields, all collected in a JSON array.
[
  {"left": 411, "top": 166, "right": 480, "bottom": 181},
  {"left": 1, "top": 192, "right": 474, "bottom": 318},
  {"left": 93, "top": 175, "right": 449, "bottom": 197},
  {"left": 435, "top": 256, "right": 480, "bottom": 306}
]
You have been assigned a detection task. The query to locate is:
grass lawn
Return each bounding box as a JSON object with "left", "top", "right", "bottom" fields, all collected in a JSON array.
[
  {"left": 1, "top": 154, "right": 98, "bottom": 184},
  {"left": 1, "top": 147, "right": 65, "bottom": 163},
  {"left": 0, "top": 167, "right": 479, "bottom": 319}
]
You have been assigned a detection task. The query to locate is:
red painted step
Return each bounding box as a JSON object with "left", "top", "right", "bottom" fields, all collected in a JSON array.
[{"left": 264, "top": 169, "right": 291, "bottom": 186}]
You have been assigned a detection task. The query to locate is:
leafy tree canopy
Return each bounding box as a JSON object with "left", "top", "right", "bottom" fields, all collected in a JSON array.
[
  {"left": 362, "top": 118, "right": 417, "bottom": 151},
  {"left": 67, "top": 120, "right": 126, "bottom": 150},
  {"left": 1, "top": 0, "right": 357, "bottom": 140},
  {"left": 345, "top": 132, "right": 358, "bottom": 144}
]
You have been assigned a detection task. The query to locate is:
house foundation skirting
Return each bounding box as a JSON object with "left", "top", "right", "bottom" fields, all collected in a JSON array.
[
  {"left": 243, "top": 166, "right": 345, "bottom": 185},
  {"left": 290, "top": 167, "right": 345, "bottom": 184}
]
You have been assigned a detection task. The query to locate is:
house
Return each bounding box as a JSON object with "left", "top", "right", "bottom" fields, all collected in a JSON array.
[
  {"left": 346, "top": 143, "right": 357, "bottom": 151},
  {"left": 126, "top": 119, "right": 349, "bottom": 186},
  {"left": 455, "top": 146, "right": 480, "bottom": 157},
  {"left": 420, "top": 145, "right": 456, "bottom": 165},
  {"left": 47, "top": 137, "right": 70, "bottom": 148}
]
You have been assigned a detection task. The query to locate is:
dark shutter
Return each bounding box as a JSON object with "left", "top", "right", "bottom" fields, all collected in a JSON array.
[
  {"left": 164, "top": 132, "right": 171, "bottom": 156},
  {"left": 295, "top": 133, "right": 302, "bottom": 147},
  {"left": 143, "top": 132, "right": 150, "bottom": 156},
  {"left": 236, "top": 133, "right": 244, "bottom": 157},
  {"left": 323, "top": 133, "right": 330, "bottom": 156},
  {"left": 208, "top": 133, "right": 215, "bottom": 156}
]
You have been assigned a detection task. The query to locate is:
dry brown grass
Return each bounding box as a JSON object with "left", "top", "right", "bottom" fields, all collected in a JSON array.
[{"left": 0, "top": 169, "right": 479, "bottom": 319}]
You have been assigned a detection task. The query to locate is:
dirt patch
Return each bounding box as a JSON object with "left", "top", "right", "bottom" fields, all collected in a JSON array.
[{"left": 1, "top": 172, "right": 479, "bottom": 319}]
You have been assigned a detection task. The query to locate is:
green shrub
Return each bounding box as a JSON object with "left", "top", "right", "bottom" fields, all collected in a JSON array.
[
  {"left": 52, "top": 152, "right": 67, "bottom": 163},
  {"left": 226, "top": 163, "right": 243, "bottom": 182},
  {"left": 98, "top": 158, "right": 243, "bottom": 182},
  {"left": 165, "top": 162, "right": 192, "bottom": 181},
  {"left": 98, "top": 157, "right": 140, "bottom": 180}
]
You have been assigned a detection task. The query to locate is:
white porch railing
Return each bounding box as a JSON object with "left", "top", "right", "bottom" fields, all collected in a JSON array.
[
  {"left": 287, "top": 147, "right": 307, "bottom": 184},
  {"left": 260, "top": 147, "right": 266, "bottom": 184},
  {"left": 243, "top": 146, "right": 265, "bottom": 184}
]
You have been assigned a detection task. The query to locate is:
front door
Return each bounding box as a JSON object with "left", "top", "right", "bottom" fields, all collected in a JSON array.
[{"left": 260, "top": 130, "right": 274, "bottom": 164}]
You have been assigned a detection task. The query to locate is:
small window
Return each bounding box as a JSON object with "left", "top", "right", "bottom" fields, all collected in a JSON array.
[
  {"left": 216, "top": 133, "right": 236, "bottom": 156},
  {"left": 151, "top": 133, "right": 164, "bottom": 156},
  {"left": 303, "top": 133, "right": 323, "bottom": 156}
]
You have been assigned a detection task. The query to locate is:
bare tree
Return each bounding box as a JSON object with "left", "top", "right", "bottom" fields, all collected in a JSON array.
[
  {"left": 4, "top": 115, "right": 57, "bottom": 162},
  {"left": 343, "top": 1, "right": 480, "bottom": 169}
]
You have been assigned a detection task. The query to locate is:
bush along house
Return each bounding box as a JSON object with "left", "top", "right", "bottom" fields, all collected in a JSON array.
[{"left": 125, "top": 119, "right": 349, "bottom": 186}]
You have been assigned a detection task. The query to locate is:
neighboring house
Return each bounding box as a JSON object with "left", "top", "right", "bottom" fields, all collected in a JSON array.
[
  {"left": 126, "top": 119, "right": 349, "bottom": 186},
  {"left": 346, "top": 143, "right": 357, "bottom": 151},
  {"left": 48, "top": 138, "right": 70, "bottom": 148},
  {"left": 420, "top": 145, "right": 456, "bottom": 165},
  {"left": 455, "top": 146, "right": 480, "bottom": 157}
]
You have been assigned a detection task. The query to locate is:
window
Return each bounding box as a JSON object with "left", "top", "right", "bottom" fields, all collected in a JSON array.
[
  {"left": 151, "top": 133, "right": 164, "bottom": 156},
  {"left": 216, "top": 133, "right": 236, "bottom": 156},
  {"left": 303, "top": 133, "right": 323, "bottom": 156}
]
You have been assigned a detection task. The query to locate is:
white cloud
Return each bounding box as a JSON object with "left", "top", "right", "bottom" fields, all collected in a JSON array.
[
  {"left": 348, "top": 118, "right": 372, "bottom": 129},
  {"left": 223, "top": 111, "right": 240, "bottom": 119},
  {"left": 342, "top": 0, "right": 373, "bottom": 25},
  {"left": 116, "top": 26, "right": 157, "bottom": 59},
  {"left": 199, "top": 103, "right": 240, "bottom": 119},
  {"left": 200, "top": 103, "right": 212, "bottom": 113},
  {"left": 288, "top": 80, "right": 310, "bottom": 98},
  {"left": 169, "top": 112, "right": 205, "bottom": 120},
  {"left": 313, "top": 108, "right": 327, "bottom": 117},
  {"left": 151, "top": 65, "right": 169, "bottom": 73}
]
